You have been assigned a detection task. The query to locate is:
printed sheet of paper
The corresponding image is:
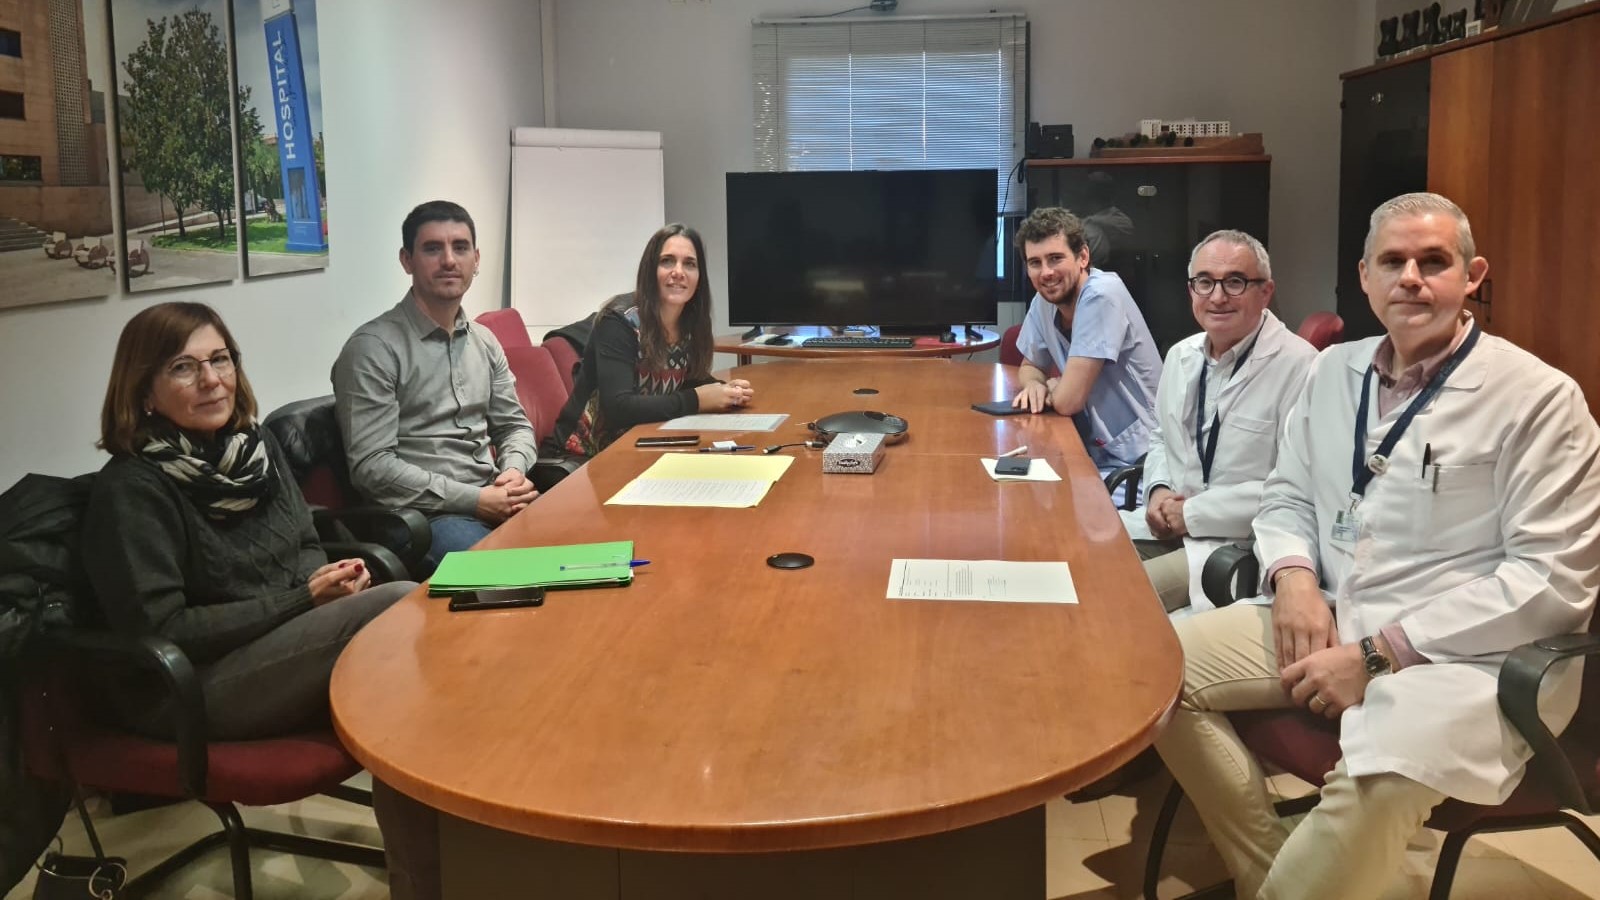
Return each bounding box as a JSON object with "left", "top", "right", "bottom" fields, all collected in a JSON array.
[
  {"left": 980, "top": 458, "right": 1063, "bottom": 482},
  {"left": 606, "top": 478, "right": 773, "bottom": 508},
  {"left": 887, "top": 559, "right": 1078, "bottom": 604},
  {"left": 660, "top": 413, "right": 789, "bottom": 432},
  {"left": 604, "top": 452, "right": 794, "bottom": 507}
]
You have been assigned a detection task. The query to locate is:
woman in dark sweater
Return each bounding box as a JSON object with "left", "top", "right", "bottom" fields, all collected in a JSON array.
[
  {"left": 84, "top": 302, "right": 414, "bottom": 740},
  {"left": 543, "top": 223, "right": 754, "bottom": 458}
]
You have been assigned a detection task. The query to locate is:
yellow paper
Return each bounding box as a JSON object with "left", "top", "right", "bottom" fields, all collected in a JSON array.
[{"left": 636, "top": 453, "right": 794, "bottom": 482}]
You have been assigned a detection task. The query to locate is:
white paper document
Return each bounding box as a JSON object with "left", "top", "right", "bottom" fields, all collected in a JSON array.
[
  {"left": 980, "top": 458, "right": 1062, "bottom": 482},
  {"left": 661, "top": 413, "right": 789, "bottom": 431},
  {"left": 887, "top": 559, "right": 1078, "bottom": 604},
  {"left": 606, "top": 478, "right": 773, "bottom": 508}
]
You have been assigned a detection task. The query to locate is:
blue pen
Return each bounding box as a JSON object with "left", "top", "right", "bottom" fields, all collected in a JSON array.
[
  {"left": 699, "top": 445, "right": 756, "bottom": 453},
  {"left": 559, "top": 559, "right": 651, "bottom": 571}
]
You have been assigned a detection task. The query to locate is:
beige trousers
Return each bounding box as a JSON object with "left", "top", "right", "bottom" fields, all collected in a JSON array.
[
  {"left": 1134, "top": 538, "right": 1191, "bottom": 613},
  {"left": 1154, "top": 604, "right": 1446, "bottom": 899}
]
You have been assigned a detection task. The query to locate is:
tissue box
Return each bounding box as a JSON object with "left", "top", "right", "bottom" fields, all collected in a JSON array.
[{"left": 822, "top": 432, "right": 886, "bottom": 474}]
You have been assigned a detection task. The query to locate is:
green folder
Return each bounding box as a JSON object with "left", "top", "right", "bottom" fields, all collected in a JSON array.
[{"left": 427, "top": 541, "right": 635, "bottom": 595}]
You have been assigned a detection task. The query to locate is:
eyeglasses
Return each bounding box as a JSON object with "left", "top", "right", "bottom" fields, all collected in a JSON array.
[
  {"left": 1187, "top": 275, "right": 1267, "bottom": 297},
  {"left": 165, "top": 350, "right": 238, "bottom": 385}
]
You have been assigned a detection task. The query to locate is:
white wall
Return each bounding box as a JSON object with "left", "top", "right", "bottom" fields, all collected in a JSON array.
[
  {"left": 550, "top": 0, "right": 1358, "bottom": 345},
  {"left": 0, "top": 0, "right": 544, "bottom": 488}
]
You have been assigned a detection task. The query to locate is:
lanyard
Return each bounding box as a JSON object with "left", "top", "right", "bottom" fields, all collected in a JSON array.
[
  {"left": 1350, "top": 324, "right": 1481, "bottom": 501},
  {"left": 1194, "top": 335, "right": 1258, "bottom": 487}
]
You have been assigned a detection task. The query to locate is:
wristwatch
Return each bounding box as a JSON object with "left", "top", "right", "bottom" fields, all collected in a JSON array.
[{"left": 1360, "top": 636, "right": 1394, "bottom": 678}]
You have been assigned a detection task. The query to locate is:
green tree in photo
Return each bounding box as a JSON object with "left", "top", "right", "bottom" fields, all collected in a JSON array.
[{"left": 121, "top": 9, "right": 257, "bottom": 244}]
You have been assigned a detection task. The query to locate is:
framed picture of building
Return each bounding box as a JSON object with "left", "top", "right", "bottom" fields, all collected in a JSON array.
[
  {"left": 234, "top": 0, "right": 327, "bottom": 278},
  {"left": 0, "top": 0, "right": 117, "bottom": 310},
  {"left": 110, "top": 0, "right": 241, "bottom": 293}
]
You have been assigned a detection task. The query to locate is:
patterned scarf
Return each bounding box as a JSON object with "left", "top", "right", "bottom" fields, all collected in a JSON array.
[{"left": 139, "top": 424, "right": 276, "bottom": 523}]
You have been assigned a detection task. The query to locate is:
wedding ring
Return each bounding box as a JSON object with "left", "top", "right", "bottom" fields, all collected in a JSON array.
[{"left": 1309, "top": 694, "right": 1328, "bottom": 712}]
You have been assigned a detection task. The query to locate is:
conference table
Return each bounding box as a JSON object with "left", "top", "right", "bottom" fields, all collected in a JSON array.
[{"left": 330, "top": 358, "right": 1181, "bottom": 899}]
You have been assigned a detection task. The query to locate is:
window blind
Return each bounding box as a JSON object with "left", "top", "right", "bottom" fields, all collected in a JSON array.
[{"left": 752, "top": 15, "right": 1027, "bottom": 214}]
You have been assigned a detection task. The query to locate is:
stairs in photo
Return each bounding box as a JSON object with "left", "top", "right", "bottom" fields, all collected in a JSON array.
[{"left": 0, "top": 217, "right": 50, "bottom": 252}]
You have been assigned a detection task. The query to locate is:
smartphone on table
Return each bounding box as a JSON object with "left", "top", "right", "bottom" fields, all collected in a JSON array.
[
  {"left": 994, "top": 456, "right": 1032, "bottom": 476},
  {"left": 447, "top": 587, "right": 545, "bottom": 612},
  {"left": 636, "top": 434, "right": 701, "bottom": 448}
]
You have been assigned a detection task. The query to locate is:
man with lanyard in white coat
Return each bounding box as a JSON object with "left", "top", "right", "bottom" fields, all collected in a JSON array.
[
  {"left": 1153, "top": 192, "right": 1600, "bottom": 899},
  {"left": 1010, "top": 207, "right": 1162, "bottom": 489},
  {"left": 1126, "top": 230, "right": 1317, "bottom": 614}
]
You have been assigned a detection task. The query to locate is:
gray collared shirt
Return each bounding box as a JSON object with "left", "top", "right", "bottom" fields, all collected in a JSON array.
[{"left": 331, "top": 293, "right": 535, "bottom": 515}]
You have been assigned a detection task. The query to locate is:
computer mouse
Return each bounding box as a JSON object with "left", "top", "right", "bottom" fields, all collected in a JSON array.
[{"left": 769, "top": 335, "right": 794, "bottom": 346}]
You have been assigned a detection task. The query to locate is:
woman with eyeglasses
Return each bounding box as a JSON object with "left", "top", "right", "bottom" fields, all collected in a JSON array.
[{"left": 84, "top": 302, "right": 415, "bottom": 740}]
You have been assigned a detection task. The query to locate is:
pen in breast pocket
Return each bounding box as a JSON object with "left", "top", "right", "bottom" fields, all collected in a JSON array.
[
  {"left": 1421, "top": 443, "right": 1431, "bottom": 477},
  {"left": 1431, "top": 464, "right": 1439, "bottom": 493}
]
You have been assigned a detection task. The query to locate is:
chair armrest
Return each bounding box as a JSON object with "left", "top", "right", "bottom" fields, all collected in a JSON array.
[
  {"left": 1103, "top": 455, "right": 1147, "bottom": 512},
  {"left": 312, "top": 506, "right": 432, "bottom": 563},
  {"left": 38, "top": 628, "right": 209, "bottom": 798},
  {"left": 323, "top": 540, "right": 409, "bottom": 585},
  {"left": 1498, "top": 633, "right": 1600, "bottom": 815},
  {"left": 1201, "top": 540, "right": 1258, "bottom": 609},
  {"left": 531, "top": 456, "right": 583, "bottom": 493}
]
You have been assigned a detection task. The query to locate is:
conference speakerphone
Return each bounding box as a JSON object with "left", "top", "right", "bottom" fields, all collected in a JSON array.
[{"left": 799, "top": 336, "right": 915, "bottom": 349}]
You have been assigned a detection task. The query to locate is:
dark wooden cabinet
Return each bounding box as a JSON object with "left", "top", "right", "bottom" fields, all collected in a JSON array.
[
  {"left": 1336, "top": 63, "right": 1431, "bottom": 340},
  {"left": 1024, "top": 157, "right": 1271, "bottom": 355},
  {"left": 1340, "top": 5, "right": 1600, "bottom": 415}
]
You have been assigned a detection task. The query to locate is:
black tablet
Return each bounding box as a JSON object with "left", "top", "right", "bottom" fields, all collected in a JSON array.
[{"left": 971, "top": 400, "right": 1028, "bottom": 416}]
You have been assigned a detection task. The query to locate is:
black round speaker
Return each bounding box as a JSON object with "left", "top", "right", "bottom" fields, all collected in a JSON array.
[{"left": 808, "top": 410, "right": 909, "bottom": 444}]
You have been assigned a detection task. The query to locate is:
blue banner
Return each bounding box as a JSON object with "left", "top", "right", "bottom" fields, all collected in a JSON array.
[{"left": 264, "top": 10, "right": 326, "bottom": 252}]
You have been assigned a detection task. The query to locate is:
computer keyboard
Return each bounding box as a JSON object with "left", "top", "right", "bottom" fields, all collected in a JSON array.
[{"left": 799, "top": 336, "right": 915, "bottom": 349}]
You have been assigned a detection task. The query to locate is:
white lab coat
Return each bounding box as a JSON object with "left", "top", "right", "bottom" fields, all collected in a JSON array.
[
  {"left": 1122, "top": 311, "right": 1317, "bottom": 610},
  {"left": 1253, "top": 328, "right": 1600, "bottom": 804}
]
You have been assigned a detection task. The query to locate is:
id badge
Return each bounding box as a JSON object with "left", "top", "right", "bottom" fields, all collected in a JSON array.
[{"left": 1331, "top": 507, "right": 1361, "bottom": 546}]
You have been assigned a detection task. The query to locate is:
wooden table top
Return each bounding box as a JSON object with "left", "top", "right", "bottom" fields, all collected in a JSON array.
[
  {"left": 714, "top": 328, "right": 999, "bottom": 362},
  {"left": 330, "top": 359, "right": 1180, "bottom": 853}
]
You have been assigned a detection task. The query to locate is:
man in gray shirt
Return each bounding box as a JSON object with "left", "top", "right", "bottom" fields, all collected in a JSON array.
[{"left": 332, "top": 200, "right": 537, "bottom": 569}]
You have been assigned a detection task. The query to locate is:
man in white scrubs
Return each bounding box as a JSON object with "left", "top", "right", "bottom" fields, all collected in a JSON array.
[
  {"left": 1154, "top": 192, "right": 1600, "bottom": 898},
  {"left": 1010, "top": 207, "right": 1162, "bottom": 479},
  {"left": 1129, "top": 230, "right": 1317, "bottom": 614}
]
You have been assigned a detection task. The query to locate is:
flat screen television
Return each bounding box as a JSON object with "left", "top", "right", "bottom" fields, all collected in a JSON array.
[{"left": 725, "top": 169, "right": 1000, "bottom": 328}]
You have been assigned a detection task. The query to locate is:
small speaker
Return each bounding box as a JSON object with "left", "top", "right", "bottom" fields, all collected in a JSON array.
[{"left": 1026, "top": 123, "right": 1074, "bottom": 160}]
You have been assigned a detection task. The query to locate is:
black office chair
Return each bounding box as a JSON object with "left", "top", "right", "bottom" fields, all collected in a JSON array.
[
  {"left": 263, "top": 397, "right": 431, "bottom": 580},
  {"left": 1104, "top": 453, "right": 1148, "bottom": 511}
]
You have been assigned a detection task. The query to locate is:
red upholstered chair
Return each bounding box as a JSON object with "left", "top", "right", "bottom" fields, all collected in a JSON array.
[
  {"left": 1296, "top": 311, "right": 1345, "bottom": 351},
  {"left": 20, "top": 586, "right": 393, "bottom": 898},
  {"left": 475, "top": 307, "right": 534, "bottom": 350},
  {"left": 503, "top": 344, "right": 568, "bottom": 446},
  {"left": 543, "top": 336, "right": 580, "bottom": 394},
  {"left": 1145, "top": 556, "right": 1600, "bottom": 899},
  {"left": 999, "top": 323, "right": 1025, "bottom": 367}
]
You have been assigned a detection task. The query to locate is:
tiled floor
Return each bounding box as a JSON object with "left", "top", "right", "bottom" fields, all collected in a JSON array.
[{"left": 7, "top": 770, "right": 1599, "bottom": 899}]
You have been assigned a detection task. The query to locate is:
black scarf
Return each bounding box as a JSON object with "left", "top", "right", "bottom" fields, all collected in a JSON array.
[{"left": 139, "top": 424, "right": 276, "bottom": 523}]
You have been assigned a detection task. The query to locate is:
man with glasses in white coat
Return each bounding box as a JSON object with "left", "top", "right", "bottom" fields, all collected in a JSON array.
[
  {"left": 1154, "top": 193, "right": 1600, "bottom": 898},
  {"left": 1127, "top": 230, "right": 1317, "bottom": 614}
]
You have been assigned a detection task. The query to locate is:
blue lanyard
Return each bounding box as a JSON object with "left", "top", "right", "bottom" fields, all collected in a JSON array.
[
  {"left": 1350, "top": 324, "right": 1481, "bottom": 501},
  {"left": 1194, "top": 336, "right": 1257, "bottom": 487}
]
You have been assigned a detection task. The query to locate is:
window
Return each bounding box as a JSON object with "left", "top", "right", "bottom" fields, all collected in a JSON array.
[
  {"left": 0, "top": 28, "right": 20, "bottom": 58},
  {"left": 752, "top": 15, "right": 1026, "bottom": 213},
  {"left": 0, "top": 90, "right": 23, "bottom": 120},
  {"left": 0, "top": 155, "right": 42, "bottom": 182}
]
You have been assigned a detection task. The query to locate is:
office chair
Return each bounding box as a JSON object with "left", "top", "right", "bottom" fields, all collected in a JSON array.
[
  {"left": 474, "top": 307, "right": 535, "bottom": 351},
  {"left": 999, "top": 324, "right": 1025, "bottom": 367},
  {"left": 263, "top": 396, "right": 431, "bottom": 580},
  {"left": 18, "top": 538, "right": 401, "bottom": 899},
  {"left": 1144, "top": 548, "right": 1600, "bottom": 900},
  {"left": 1296, "top": 311, "right": 1345, "bottom": 351}
]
